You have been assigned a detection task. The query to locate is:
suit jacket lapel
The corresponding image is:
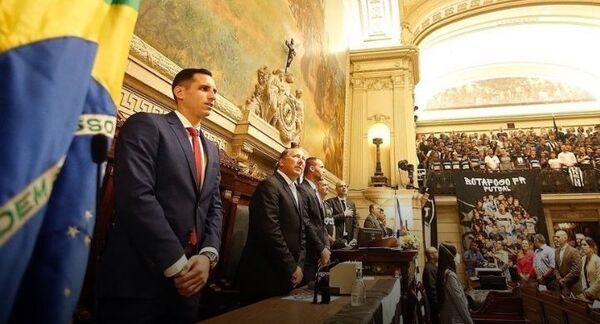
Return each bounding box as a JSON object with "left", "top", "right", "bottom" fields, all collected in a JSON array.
[
  {"left": 166, "top": 112, "right": 198, "bottom": 194},
  {"left": 275, "top": 172, "right": 301, "bottom": 215},
  {"left": 197, "top": 130, "right": 216, "bottom": 200}
]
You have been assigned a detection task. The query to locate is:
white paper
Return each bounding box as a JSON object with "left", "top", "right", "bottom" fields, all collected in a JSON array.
[{"left": 538, "top": 285, "right": 547, "bottom": 292}]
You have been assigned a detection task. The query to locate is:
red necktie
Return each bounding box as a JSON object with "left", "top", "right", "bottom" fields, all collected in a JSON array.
[{"left": 186, "top": 127, "right": 204, "bottom": 188}]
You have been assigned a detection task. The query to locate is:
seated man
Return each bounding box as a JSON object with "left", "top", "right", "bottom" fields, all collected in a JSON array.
[{"left": 363, "top": 204, "right": 393, "bottom": 237}]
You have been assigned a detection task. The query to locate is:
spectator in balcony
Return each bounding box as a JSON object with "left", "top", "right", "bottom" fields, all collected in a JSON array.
[
  {"left": 576, "top": 146, "right": 592, "bottom": 169},
  {"left": 558, "top": 145, "right": 577, "bottom": 168},
  {"left": 548, "top": 151, "right": 561, "bottom": 170},
  {"left": 539, "top": 151, "right": 549, "bottom": 169},
  {"left": 484, "top": 148, "right": 500, "bottom": 171},
  {"left": 594, "top": 147, "right": 600, "bottom": 169},
  {"left": 546, "top": 134, "right": 559, "bottom": 153},
  {"left": 498, "top": 149, "right": 513, "bottom": 170},
  {"left": 579, "top": 237, "right": 600, "bottom": 301},
  {"left": 517, "top": 240, "right": 536, "bottom": 282},
  {"left": 527, "top": 151, "right": 541, "bottom": 169}
]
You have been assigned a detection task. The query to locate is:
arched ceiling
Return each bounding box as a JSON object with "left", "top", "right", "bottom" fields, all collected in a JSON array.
[{"left": 411, "top": 2, "right": 600, "bottom": 122}]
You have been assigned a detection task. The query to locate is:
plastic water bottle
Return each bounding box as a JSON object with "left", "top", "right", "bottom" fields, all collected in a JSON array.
[{"left": 351, "top": 268, "right": 366, "bottom": 306}]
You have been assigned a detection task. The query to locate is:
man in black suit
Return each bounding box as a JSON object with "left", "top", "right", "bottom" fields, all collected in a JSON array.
[
  {"left": 236, "top": 147, "right": 307, "bottom": 303},
  {"left": 298, "top": 157, "right": 330, "bottom": 284},
  {"left": 423, "top": 247, "right": 439, "bottom": 324},
  {"left": 326, "top": 181, "right": 358, "bottom": 247},
  {"left": 97, "top": 68, "right": 224, "bottom": 323}
]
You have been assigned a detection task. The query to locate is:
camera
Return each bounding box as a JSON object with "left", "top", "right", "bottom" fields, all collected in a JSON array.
[
  {"left": 397, "top": 160, "right": 414, "bottom": 171},
  {"left": 397, "top": 160, "right": 415, "bottom": 189}
]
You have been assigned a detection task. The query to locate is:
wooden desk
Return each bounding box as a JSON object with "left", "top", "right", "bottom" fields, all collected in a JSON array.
[
  {"left": 331, "top": 248, "right": 416, "bottom": 296},
  {"left": 203, "top": 278, "right": 399, "bottom": 324}
]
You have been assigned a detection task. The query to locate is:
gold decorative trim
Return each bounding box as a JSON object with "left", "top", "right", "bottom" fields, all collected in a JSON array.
[
  {"left": 119, "top": 87, "right": 227, "bottom": 150},
  {"left": 129, "top": 34, "right": 242, "bottom": 122},
  {"left": 410, "top": 0, "right": 600, "bottom": 45}
]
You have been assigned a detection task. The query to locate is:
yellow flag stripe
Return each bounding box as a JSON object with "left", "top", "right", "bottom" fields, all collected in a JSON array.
[
  {"left": 0, "top": 0, "right": 109, "bottom": 53},
  {"left": 0, "top": 159, "right": 64, "bottom": 246},
  {"left": 91, "top": 4, "right": 139, "bottom": 106}
]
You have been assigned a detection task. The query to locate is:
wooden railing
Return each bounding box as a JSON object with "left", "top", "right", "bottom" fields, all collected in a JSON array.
[{"left": 521, "top": 284, "right": 600, "bottom": 324}]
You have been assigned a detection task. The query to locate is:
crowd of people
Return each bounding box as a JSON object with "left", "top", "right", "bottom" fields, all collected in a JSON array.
[
  {"left": 423, "top": 235, "right": 600, "bottom": 324},
  {"left": 417, "top": 125, "right": 600, "bottom": 172},
  {"left": 460, "top": 192, "right": 539, "bottom": 276}
]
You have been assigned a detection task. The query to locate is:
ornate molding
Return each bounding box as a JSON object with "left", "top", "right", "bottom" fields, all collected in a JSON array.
[
  {"left": 129, "top": 34, "right": 179, "bottom": 79},
  {"left": 129, "top": 34, "right": 242, "bottom": 122},
  {"left": 119, "top": 87, "right": 170, "bottom": 122},
  {"left": 118, "top": 87, "right": 226, "bottom": 150},
  {"left": 242, "top": 67, "right": 304, "bottom": 144},
  {"left": 365, "top": 77, "right": 393, "bottom": 90}
]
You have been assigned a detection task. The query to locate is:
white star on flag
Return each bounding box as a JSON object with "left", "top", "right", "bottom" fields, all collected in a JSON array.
[
  {"left": 67, "top": 226, "right": 79, "bottom": 238},
  {"left": 84, "top": 210, "right": 93, "bottom": 222},
  {"left": 84, "top": 235, "right": 92, "bottom": 247}
]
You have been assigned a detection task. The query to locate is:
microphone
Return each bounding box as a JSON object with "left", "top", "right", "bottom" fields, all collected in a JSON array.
[{"left": 91, "top": 134, "right": 109, "bottom": 163}]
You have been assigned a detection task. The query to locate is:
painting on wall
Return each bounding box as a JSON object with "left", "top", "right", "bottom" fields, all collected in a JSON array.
[
  {"left": 134, "top": 0, "right": 347, "bottom": 177},
  {"left": 427, "top": 77, "right": 595, "bottom": 110}
]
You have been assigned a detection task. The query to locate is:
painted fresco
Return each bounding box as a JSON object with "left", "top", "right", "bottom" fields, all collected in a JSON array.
[
  {"left": 427, "top": 77, "right": 595, "bottom": 110},
  {"left": 135, "top": 0, "right": 346, "bottom": 177}
]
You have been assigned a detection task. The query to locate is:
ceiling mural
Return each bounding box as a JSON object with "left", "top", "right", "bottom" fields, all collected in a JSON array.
[
  {"left": 426, "top": 77, "right": 595, "bottom": 110},
  {"left": 135, "top": 0, "right": 346, "bottom": 176}
]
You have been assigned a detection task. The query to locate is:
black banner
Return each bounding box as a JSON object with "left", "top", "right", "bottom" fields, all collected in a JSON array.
[{"left": 452, "top": 171, "right": 546, "bottom": 271}]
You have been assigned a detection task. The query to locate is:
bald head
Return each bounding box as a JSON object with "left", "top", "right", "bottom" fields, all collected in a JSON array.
[
  {"left": 425, "top": 247, "right": 438, "bottom": 262},
  {"left": 554, "top": 230, "right": 569, "bottom": 248}
]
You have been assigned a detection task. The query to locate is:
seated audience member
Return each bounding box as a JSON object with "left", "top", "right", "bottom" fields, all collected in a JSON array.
[
  {"left": 424, "top": 247, "right": 440, "bottom": 324},
  {"left": 437, "top": 243, "right": 473, "bottom": 324},
  {"left": 579, "top": 237, "right": 600, "bottom": 301},
  {"left": 517, "top": 240, "right": 535, "bottom": 282},
  {"left": 554, "top": 230, "right": 582, "bottom": 296},
  {"left": 463, "top": 242, "right": 484, "bottom": 276},
  {"left": 363, "top": 204, "right": 393, "bottom": 237}
]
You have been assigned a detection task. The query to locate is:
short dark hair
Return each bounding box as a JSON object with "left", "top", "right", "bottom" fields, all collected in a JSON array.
[
  {"left": 171, "top": 68, "right": 213, "bottom": 102},
  {"left": 304, "top": 157, "right": 318, "bottom": 176}
]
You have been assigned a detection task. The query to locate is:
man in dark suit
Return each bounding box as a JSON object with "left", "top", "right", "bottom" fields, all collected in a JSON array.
[
  {"left": 423, "top": 247, "right": 439, "bottom": 324},
  {"left": 554, "top": 230, "right": 582, "bottom": 296},
  {"left": 326, "top": 181, "right": 358, "bottom": 247},
  {"left": 236, "top": 147, "right": 307, "bottom": 303},
  {"left": 298, "top": 157, "right": 330, "bottom": 284},
  {"left": 97, "top": 68, "right": 224, "bottom": 323}
]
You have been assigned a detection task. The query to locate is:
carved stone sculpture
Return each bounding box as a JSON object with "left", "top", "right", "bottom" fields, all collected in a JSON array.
[{"left": 244, "top": 66, "right": 305, "bottom": 144}]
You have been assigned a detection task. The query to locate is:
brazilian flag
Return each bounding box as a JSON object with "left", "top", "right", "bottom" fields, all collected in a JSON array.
[{"left": 0, "top": 1, "right": 139, "bottom": 322}]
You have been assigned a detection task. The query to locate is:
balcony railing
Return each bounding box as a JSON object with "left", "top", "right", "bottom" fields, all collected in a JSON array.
[{"left": 425, "top": 169, "right": 600, "bottom": 195}]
